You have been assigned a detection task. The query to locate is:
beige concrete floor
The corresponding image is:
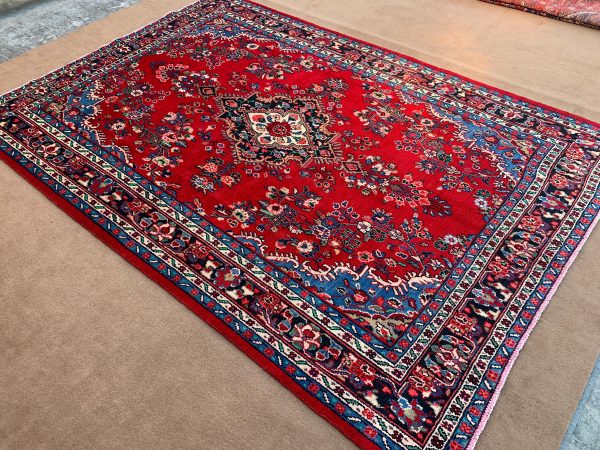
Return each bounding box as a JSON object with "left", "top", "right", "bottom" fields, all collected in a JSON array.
[{"left": 1, "top": 1, "right": 599, "bottom": 449}]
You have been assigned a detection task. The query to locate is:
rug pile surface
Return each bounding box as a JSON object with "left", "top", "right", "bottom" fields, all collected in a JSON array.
[
  {"left": 480, "top": 0, "right": 600, "bottom": 29},
  {"left": 1, "top": 1, "right": 599, "bottom": 449}
]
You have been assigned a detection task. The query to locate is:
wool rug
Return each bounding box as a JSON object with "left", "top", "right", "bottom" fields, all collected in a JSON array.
[
  {"left": 479, "top": 0, "right": 600, "bottom": 29},
  {"left": 1, "top": 1, "right": 599, "bottom": 449}
]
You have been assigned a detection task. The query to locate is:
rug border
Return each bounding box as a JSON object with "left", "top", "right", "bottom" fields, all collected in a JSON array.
[
  {"left": 0, "top": 1, "right": 599, "bottom": 449},
  {"left": 467, "top": 202, "right": 600, "bottom": 450}
]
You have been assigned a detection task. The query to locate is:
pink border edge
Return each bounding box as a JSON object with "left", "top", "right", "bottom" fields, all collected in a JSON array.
[
  {"left": 1, "top": 1, "right": 599, "bottom": 449},
  {"left": 467, "top": 210, "right": 600, "bottom": 450}
]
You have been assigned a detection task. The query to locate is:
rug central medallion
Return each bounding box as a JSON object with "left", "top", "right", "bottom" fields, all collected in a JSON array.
[{"left": 218, "top": 94, "right": 339, "bottom": 165}]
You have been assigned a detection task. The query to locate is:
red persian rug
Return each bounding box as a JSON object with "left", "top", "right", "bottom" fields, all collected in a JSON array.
[
  {"left": 480, "top": 0, "right": 600, "bottom": 29},
  {"left": 1, "top": 1, "right": 599, "bottom": 449}
]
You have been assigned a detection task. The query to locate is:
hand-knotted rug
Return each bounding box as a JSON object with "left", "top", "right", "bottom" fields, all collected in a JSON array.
[
  {"left": 479, "top": 0, "right": 600, "bottom": 29},
  {"left": 1, "top": 1, "right": 599, "bottom": 449}
]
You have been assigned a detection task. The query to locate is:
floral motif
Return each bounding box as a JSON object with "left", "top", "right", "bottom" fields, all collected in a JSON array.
[
  {"left": 248, "top": 111, "right": 310, "bottom": 147},
  {"left": 190, "top": 157, "right": 241, "bottom": 193},
  {"left": 218, "top": 93, "right": 339, "bottom": 165}
]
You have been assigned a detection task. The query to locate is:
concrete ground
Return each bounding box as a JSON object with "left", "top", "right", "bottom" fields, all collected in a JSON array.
[
  {"left": 0, "top": 0, "right": 138, "bottom": 61},
  {"left": 0, "top": 1, "right": 599, "bottom": 449},
  {"left": 560, "top": 355, "right": 600, "bottom": 450},
  {"left": 0, "top": 0, "right": 36, "bottom": 12}
]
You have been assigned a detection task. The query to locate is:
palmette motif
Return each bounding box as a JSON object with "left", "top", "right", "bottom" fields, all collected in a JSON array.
[{"left": 1, "top": 1, "right": 599, "bottom": 449}]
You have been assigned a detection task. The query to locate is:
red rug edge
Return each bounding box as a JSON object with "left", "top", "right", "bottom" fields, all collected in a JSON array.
[
  {"left": 0, "top": 150, "right": 379, "bottom": 450},
  {"left": 477, "top": 0, "right": 600, "bottom": 31},
  {"left": 1, "top": 2, "right": 599, "bottom": 449}
]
